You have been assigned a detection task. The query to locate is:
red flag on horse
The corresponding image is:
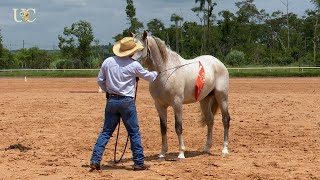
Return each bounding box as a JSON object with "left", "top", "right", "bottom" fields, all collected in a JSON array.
[{"left": 195, "top": 61, "right": 205, "bottom": 101}]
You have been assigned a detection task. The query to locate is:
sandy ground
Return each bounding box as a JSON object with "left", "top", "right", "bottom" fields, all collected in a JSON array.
[{"left": 0, "top": 77, "right": 319, "bottom": 180}]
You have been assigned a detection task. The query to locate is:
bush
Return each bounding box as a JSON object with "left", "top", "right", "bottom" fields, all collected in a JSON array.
[
  {"left": 0, "top": 49, "right": 16, "bottom": 68},
  {"left": 225, "top": 50, "right": 246, "bottom": 66},
  {"left": 260, "top": 57, "right": 272, "bottom": 66},
  {"left": 50, "top": 59, "right": 73, "bottom": 69},
  {"left": 274, "top": 48, "right": 304, "bottom": 66},
  {"left": 275, "top": 55, "right": 294, "bottom": 66},
  {"left": 298, "top": 53, "right": 315, "bottom": 66},
  {"left": 87, "top": 57, "right": 101, "bottom": 69}
]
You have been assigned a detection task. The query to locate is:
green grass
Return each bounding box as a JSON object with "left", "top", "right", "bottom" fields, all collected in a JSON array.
[
  {"left": 228, "top": 69, "right": 320, "bottom": 77},
  {"left": 0, "top": 68, "right": 320, "bottom": 77},
  {"left": 0, "top": 70, "right": 99, "bottom": 77}
]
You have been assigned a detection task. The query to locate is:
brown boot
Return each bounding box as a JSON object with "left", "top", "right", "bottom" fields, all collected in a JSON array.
[
  {"left": 89, "top": 162, "right": 101, "bottom": 172},
  {"left": 133, "top": 164, "right": 150, "bottom": 171}
]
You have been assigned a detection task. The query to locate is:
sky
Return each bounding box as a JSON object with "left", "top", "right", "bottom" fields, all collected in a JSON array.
[{"left": 0, "top": 0, "right": 316, "bottom": 50}]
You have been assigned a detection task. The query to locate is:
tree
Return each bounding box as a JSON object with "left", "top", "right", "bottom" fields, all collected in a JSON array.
[
  {"left": 303, "top": 1, "right": 320, "bottom": 65},
  {"left": 0, "top": 30, "right": 16, "bottom": 69},
  {"left": 192, "top": 7, "right": 205, "bottom": 54},
  {"left": 281, "top": 0, "right": 291, "bottom": 49},
  {"left": 234, "top": 0, "right": 262, "bottom": 63},
  {"left": 28, "top": 47, "right": 52, "bottom": 68},
  {"left": 181, "top": 21, "right": 203, "bottom": 58},
  {"left": 235, "top": 0, "right": 260, "bottom": 24},
  {"left": 287, "top": 14, "right": 305, "bottom": 54},
  {"left": 0, "top": 49, "right": 15, "bottom": 68},
  {"left": 195, "top": 0, "right": 217, "bottom": 54},
  {"left": 126, "top": 0, "right": 144, "bottom": 33},
  {"left": 147, "top": 18, "right": 165, "bottom": 39},
  {"left": 311, "top": 0, "right": 320, "bottom": 9},
  {"left": 311, "top": 0, "right": 320, "bottom": 64},
  {"left": 113, "top": 0, "right": 144, "bottom": 41},
  {"left": 14, "top": 47, "right": 52, "bottom": 69},
  {"left": 170, "top": 13, "right": 184, "bottom": 53},
  {"left": 218, "top": 10, "right": 236, "bottom": 56},
  {"left": 58, "top": 20, "right": 94, "bottom": 68},
  {"left": 90, "top": 39, "right": 105, "bottom": 68},
  {"left": 0, "top": 29, "right": 3, "bottom": 58}
]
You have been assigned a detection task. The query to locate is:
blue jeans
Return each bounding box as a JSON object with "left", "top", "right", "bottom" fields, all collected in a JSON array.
[{"left": 91, "top": 96, "right": 144, "bottom": 166}]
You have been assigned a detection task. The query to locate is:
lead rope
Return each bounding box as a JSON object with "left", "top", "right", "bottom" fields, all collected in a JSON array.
[{"left": 113, "top": 77, "right": 139, "bottom": 164}]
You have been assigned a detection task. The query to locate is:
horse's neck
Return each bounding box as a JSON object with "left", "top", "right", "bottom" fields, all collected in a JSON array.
[{"left": 149, "top": 48, "right": 184, "bottom": 71}]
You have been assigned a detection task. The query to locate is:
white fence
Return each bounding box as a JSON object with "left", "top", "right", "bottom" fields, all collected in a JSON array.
[
  {"left": 0, "top": 67, "right": 320, "bottom": 73},
  {"left": 227, "top": 67, "right": 320, "bottom": 73},
  {"left": 0, "top": 69, "right": 100, "bottom": 72}
]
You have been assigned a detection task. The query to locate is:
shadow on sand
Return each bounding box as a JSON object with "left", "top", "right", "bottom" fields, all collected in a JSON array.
[{"left": 85, "top": 150, "right": 216, "bottom": 171}]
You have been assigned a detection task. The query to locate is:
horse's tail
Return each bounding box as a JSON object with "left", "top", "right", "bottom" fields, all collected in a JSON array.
[{"left": 200, "top": 93, "right": 219, "bottom": 126}]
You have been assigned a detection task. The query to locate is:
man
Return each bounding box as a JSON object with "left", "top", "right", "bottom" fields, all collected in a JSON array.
[{"left": 90, "top": 36, "right": 157, "bottom": 171}]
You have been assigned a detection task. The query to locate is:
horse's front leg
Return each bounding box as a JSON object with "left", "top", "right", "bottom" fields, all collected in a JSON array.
[
  {"left": 155, "top": 103, "right": 168, "bottom": 159},
  {"left": 173, "top": 105, "right": 186, "bottom": 159}
]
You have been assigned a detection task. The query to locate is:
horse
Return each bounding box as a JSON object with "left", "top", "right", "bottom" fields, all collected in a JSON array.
[{"left": 131, "top": 31, "right": 231, "bottom": 159}]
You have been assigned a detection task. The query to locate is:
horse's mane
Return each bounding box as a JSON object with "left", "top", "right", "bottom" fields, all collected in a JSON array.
[{"left": 151, "top": 36, "right": 168, "bottom": 62}]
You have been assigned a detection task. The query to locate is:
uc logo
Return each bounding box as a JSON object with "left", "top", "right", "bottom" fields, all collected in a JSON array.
[{"left": 13, "top": 8, "right": 36, "bottom": 23}]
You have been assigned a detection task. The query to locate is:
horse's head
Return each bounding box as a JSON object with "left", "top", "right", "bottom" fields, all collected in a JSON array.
[
  {"left": 130, "top": 31, "right": 149, "bottom": 66},
  {"left": 131, "top": 31, "right": 168, "bottom": 70}
]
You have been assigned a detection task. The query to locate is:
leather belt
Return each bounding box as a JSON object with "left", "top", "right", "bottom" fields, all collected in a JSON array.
[{"left": 108, "top": 93, "right": 133, "bottom": 99}]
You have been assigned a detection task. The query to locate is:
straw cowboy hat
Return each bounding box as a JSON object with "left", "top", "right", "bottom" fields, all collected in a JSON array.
[{"left": 113, "top": 37, "right": 144, "bottom": 57}]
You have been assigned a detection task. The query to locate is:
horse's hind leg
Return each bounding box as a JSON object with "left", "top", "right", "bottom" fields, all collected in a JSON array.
[
  {"left": 200, "top": 93, "right": 216, "bottom": 153},
  {"left": 215, "top": 90, "right": 230, "bottom": 156},
  {"left": 155, "top": 103, "right": 168, "bottom": 159}
]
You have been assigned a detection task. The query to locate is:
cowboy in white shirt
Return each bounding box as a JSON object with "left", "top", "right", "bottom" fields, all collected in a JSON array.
[{"left": 90, "top": 37, "right": 157, "bottom": 171}]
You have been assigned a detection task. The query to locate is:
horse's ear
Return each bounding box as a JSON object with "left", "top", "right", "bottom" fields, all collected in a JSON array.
[
  {"left": 143, "top": 31, "right": 148, "bottom": 40},
  {"left": 129, "top": 32, "right": 135, "bottom": 37}
]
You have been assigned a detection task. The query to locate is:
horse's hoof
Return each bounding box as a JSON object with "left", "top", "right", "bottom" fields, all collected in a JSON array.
[
  {"left": 178, "top": 153, "right": 185, "bottom": 159},
  {"left": 202, "top": 147, "right": 210, "bottom": 154},
  {"left": 222, "top": 150, "right": 229, "bottom": 157},
  {"left": 158, "top": 154, "right": 166, "bottom": 161},
  {"left": 222, "top": 148, "right": 229, "bottom": 156}
]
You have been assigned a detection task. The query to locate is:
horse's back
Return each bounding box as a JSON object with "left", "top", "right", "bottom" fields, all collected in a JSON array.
[{"left": 192, "top": 55, "right": 228, "bottom": 72}]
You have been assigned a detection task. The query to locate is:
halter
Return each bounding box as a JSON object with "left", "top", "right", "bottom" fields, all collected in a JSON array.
[
  {"left": 135, "top": 36, "right": 150, "bottom": 64},
  {"left": 139, "top": 48, "right": 150, "bottom": 64}
]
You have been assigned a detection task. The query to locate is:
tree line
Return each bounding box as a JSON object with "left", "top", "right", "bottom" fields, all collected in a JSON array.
[{"left": 0, "top": 0, "right": 319, "bottom": 69}]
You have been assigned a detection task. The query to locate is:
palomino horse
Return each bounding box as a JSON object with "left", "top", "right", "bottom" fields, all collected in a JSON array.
[{"left": 131, "top": 31, "right": 231, "bottom": 159}]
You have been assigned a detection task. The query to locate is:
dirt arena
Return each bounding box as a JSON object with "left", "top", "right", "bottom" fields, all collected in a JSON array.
[{"left": 0, "top": 77, "right": 319, "bottom": 179}]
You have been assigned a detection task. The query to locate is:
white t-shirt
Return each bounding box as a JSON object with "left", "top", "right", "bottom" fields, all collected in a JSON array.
[{"left": 97, "top": 56, "right": 158, "bottom": 97}]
